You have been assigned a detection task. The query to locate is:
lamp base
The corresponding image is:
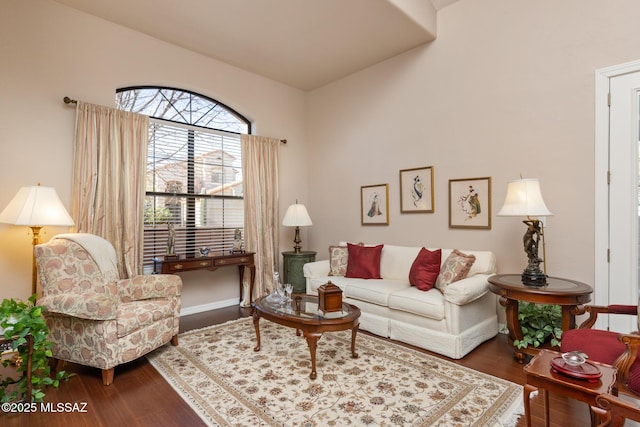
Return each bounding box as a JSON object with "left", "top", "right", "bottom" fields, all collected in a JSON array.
[
  {"left": 292, "top": 226, "right": 302, "bottom": 253},
  {"left": 522, "top": 269, "right": 547, "bottom": 287}
]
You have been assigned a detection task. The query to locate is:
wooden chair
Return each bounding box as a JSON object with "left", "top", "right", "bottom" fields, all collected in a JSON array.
[
  {"left": 595, "top": 393, "right": 640, "bottom": 427},
  {"left": 561, "top": 304, "right": 640, "bottom": 397}
]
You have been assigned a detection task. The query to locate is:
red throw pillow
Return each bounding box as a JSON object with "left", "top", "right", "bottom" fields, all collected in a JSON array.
[
  {"left": 409, "top": 248, "right": 442, "bottom": 291},
  {"left": 345, "top": 243, "right": 383, "bottom": 279}
]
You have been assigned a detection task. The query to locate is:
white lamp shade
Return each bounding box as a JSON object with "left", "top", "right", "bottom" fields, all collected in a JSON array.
[
  {"left": 282, "top": 203, "right": 312, "bottom": 227},
  {"left": 0, "top": 185, "right": 75, "bottom": 226},
  {"left": 497, "top": 178, "right": 553, "bottom": 217}
]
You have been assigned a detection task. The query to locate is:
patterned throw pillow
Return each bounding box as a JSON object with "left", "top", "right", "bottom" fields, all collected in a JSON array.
[
  {"left": 435, "top": 249, "right": 476, "bottom": 292},
  {"left": 328, "top": 246, "right": 348, "bottom": 276}
]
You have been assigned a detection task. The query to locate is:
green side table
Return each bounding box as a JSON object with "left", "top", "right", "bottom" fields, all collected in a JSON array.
[{"left": 282, "top": 251, "right": 317, "bottom": 293}]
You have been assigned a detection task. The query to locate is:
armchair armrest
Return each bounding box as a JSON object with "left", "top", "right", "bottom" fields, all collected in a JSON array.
[
  {"left": 117, "top": 274, "right": 182, "bottom": 302},
  {"left": 577, "top": 304, "right": 637, "bottom": 329},
  {"left": 595, "top": 393, "right": 640, "bottom": 427},
  {"left": 38, "top": 293, "right": 118, "bottom": 320},
  {"left": 615, "top": 332, "right": 640, "bottom": 390}
]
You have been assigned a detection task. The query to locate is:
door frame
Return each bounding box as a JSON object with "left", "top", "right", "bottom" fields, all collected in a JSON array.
[{"left": 595, "top": 59, "right": 640, "bottom": 328}]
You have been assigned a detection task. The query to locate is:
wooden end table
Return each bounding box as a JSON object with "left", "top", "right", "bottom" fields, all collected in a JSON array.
[
  {"left": 524, "top": 349, "right": 617, "bottom": 427},
  {"left": 252, "top": 294, "right": 360, "bottom": 380},
  {"left": 488, "top": 274, "right": 592, "bottom": 362}
]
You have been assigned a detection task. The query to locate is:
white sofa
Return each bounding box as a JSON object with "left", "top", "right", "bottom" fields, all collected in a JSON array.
[{"left": 303, "top": 244, "right": 498, "bottom": 359}]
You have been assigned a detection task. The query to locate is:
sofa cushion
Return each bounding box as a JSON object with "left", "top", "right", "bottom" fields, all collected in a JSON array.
[
  {"left": 388, "top": 286, "right": 445, "bottom": 320},
  {"left": 328, "top": 245, "right": 348, "bottom": 276},
  {"left": 345, "top": 279, "right": 410, "bottom": 306},
  {"left": 409, "top": 248, "right": 441, "bottom": 291},
  {"left": 435, "top": 249, "right": 476, "bottom": 291},
  {"left": 345, "top": 243, "right": 383, "bottom": 279},
  {"left": 379, "top": 245, "right": 422, "bottom": 280}
]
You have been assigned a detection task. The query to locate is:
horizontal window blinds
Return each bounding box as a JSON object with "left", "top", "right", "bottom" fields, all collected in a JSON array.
[{"left": 144, "top": 119, "right": 244, "bottom": 268}]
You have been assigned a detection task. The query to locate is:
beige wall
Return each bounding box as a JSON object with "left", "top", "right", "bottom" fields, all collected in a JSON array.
[
  {"left": 3, "top": 0, "right": 640, "bottom": 312},
  {"left": 0, "top": 0, "right": 309, "bottom": 307},
  {"left": 305, "top": 0, "right": 640, "bottom": 300}
]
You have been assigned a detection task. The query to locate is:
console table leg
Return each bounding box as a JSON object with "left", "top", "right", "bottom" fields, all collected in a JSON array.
[{"left": 252, "top": 312, "right": 261, "bottom": 352}]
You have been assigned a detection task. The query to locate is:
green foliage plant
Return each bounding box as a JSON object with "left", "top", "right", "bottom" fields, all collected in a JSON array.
[
  {"left": 513, "top": 302, "right": 563, "bottom": 349},
  {"left": 0, "top": 295, "right": 72, "bottom": 402}
]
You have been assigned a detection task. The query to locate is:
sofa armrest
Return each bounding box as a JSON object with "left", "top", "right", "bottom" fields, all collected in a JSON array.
[
  {"left": 38, "top": 292, "right": 118, "bottom": 320},
  {"left": 117, "top": 274, "right": 183, "bottom": 302},
  {"left": 443, "top": 274, "right": 491, "bottom": 305},
  {"left": 303, "top": 260, "right": 330, "bottom": 278}
]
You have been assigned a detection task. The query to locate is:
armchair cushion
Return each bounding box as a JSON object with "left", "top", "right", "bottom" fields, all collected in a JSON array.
[
  {"left": 562, "top": 328, "right": 640, "bottom": 394},
  {"left": 117, "top": 274, "right": 182, "bottom": 302},
  {"left": 117, "top": 300, "right": 175, "bottom": 338},
  {"left": 561, "top": 329, "right": 626, "bottom": 366}
]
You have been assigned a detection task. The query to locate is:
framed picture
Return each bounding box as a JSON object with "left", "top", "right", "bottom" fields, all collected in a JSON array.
[
  {"left": 400, "top": 166, "right": 434, "bottom": 213},
  {"left": 449, "top": 177, "right": 492, "bottom": 229},
  {"left": 361, "top": 184, "right": 389, "bottom": 225}
]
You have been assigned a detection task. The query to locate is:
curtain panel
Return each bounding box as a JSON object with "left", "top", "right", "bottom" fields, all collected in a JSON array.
[
  {"left": 241, "top": 134, "right": 280, "bottom": 305},
  {"left": 70, "top": 102, "right": 149, "bottom": 278}
]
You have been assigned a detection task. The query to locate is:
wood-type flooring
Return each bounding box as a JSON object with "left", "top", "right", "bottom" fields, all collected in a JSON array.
[{"left": 2, "top": 304, "right": 593, "bottom": 426}]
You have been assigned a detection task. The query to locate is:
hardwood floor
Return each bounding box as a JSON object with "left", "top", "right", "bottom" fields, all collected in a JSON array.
[{"left": 2, "top": 305, "right": 592, "bottom": 427}]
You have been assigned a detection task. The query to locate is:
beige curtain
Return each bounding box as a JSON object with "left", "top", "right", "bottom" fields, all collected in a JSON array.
[
  {"left": 70, "top": 101, "right": 149, "bottom": 278},
  {"left": 241, "top": 134, "right": 280, "bottom": 306}
]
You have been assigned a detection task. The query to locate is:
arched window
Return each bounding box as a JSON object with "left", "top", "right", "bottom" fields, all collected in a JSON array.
[{"left": 116, "top": 87, "right": 251, "bottom": 268}]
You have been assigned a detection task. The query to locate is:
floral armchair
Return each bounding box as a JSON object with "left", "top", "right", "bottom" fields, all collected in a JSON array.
[{"left": 34, "top": 233, "right": 182, "bottom": 385}]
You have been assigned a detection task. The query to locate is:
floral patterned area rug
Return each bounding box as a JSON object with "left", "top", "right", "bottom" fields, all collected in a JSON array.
[{"left": 147, "top": 317, "right": 522, "bottom": 426}]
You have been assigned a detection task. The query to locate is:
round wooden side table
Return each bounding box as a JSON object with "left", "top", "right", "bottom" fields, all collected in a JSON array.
[{"left": 488, "top": 274, "right": 593, "bottom": 363}]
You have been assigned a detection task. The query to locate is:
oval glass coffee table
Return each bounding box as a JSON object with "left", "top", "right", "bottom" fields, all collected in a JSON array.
[{"left": 252, "top": 294, "right": 360, "bottom": 380}]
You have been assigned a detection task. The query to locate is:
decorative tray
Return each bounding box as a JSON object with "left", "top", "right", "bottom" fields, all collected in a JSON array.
[{"left": 550, "top": 356, "right": 602, "bottom": 381}]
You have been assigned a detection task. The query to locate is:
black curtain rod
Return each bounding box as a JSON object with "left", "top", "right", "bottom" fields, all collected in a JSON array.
[{"left": 63, "top": 96, "right": 286, "bottom": 143}]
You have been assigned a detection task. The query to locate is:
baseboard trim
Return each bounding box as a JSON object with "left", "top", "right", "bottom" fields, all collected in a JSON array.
[{"left": 180, "top": 298, "right": 240, "bottom": 316}]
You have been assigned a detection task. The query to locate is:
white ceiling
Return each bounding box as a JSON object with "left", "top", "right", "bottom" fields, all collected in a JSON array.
[{"left": 54, "top": 0, "right": 459, "bottom": 91}]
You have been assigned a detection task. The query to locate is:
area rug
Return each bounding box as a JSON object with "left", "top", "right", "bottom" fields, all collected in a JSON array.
[{"left": 147, "top": 318, "right": 522, "bottom": 426}]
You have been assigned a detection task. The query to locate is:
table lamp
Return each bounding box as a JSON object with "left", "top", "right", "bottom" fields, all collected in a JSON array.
[
  {"left": 282, "top": 201, "right": 312, "bottom": 253},
  {"left": 0, "top": 184, "right": 75, "bottom": 295},
  {"left": 497, "top": 178, "right": 553, "bottom": 286}
]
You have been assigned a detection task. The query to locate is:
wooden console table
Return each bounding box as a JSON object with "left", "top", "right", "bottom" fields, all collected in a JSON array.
[{"left": 153, "top": 252, "right": 256, "bottom": 304}]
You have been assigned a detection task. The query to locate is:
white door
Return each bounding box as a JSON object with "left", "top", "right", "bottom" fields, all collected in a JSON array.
[{"left": 595, "top": 61, "right": 640, "bottom": 333}]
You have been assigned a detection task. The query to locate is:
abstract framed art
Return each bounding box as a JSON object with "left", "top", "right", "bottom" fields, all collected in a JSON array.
[
  {"left": 400, "top": 166, "right": 434, "bottom": 213},
  {"left": 361, "top": 184, "right": 389, "bottom": 225},
  {"left": 448, "top": 177, "right": 492, "bottom": 229}
]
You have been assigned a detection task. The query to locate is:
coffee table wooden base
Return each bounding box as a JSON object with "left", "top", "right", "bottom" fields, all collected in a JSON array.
[{"left": 252, "top": 296, "right": 360, "bottom": 380}]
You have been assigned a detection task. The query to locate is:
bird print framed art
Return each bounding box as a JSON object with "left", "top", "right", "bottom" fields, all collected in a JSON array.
[{"left": 400, "top": 166, "right": 434, "bottom": 213}]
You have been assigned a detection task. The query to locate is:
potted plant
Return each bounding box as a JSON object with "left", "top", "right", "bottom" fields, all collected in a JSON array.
[
  {"left": 0, "top": 295, "right": 72, "bottom": 402},
  {"left": 513, "top": 302, "right": 563, "bottom": 349}
]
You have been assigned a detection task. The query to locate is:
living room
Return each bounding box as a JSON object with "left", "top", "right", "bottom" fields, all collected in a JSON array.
[{"left": 1, "top": 0, "right": 640, "bottom": 425}]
